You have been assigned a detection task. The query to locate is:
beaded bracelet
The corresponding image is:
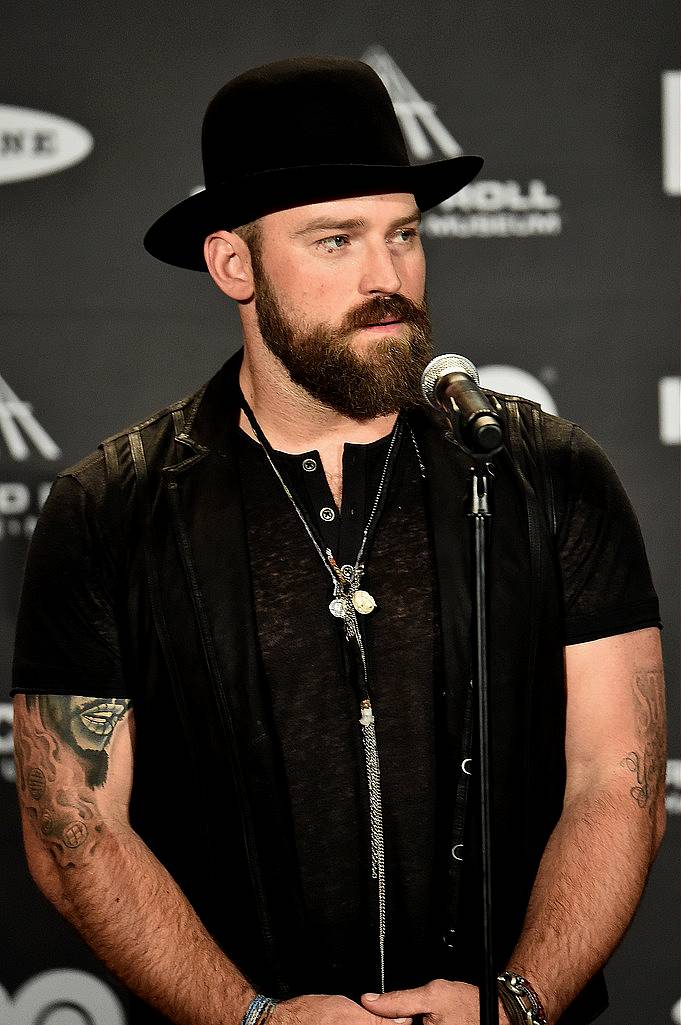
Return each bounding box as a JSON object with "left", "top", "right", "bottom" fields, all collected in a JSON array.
[{"left": 241, "top": 994, "right": 279, "bottom": 1025}]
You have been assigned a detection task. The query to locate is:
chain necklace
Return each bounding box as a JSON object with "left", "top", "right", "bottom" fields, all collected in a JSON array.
[{"left": 239, "top": 392, "right": 425, "bottom": 993}]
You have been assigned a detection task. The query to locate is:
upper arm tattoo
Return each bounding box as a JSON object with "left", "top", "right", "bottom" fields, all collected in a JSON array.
[
  {"left": 621, "top": 669, "right": 666, "bottom": 817},
  {"left": 14, "top": 694, "right": 131, "bottom": 869}
]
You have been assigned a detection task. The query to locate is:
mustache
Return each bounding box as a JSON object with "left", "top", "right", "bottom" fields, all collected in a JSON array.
[{"left": 339, "top": 293, "right": 429, "bottom": 333}]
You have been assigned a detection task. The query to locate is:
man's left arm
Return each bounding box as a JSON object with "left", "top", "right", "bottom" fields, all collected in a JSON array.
[
  {"left": 504, "top": 624, "right": 666, "bottom": 1020},
  {"left": 361, "top": 625, "right": 666, "bottom": 1024}
]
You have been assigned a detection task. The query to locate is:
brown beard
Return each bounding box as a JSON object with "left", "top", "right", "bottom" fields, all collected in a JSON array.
[{"left": 251, "top": 248, "right": 434, "bottom": 420}]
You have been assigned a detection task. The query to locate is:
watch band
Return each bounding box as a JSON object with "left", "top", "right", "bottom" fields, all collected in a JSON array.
[
  {"left": 497, "top": 983, "right": 525, "bottom": 1025},
  {"left": 497, "top": 971, "right": 549, "bottom": 1025}
]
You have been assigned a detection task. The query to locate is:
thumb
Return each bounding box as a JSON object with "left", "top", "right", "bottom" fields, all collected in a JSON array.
[{"left": 362, "top": 986, "right": 430, "bottom": 1019}]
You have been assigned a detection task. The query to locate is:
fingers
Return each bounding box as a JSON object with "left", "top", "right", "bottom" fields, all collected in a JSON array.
[
  {"left": 368, "top": 1013, "right": 412, "bottom": 1025},
  {"left": 362, "top": 986, "right": 430, "bottom": 1019}
]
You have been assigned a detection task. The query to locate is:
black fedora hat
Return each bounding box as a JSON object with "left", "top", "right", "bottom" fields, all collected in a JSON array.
[{"left": 144, "top": 56, "right": 483, "bottom": 271}]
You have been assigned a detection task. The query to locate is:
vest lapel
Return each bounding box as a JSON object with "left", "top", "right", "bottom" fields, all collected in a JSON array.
[
  {"left": 413, "top": 410, "right": 473, "bottom": 723},
  {"left": 148, "top": 351, "right": 311, "bottom": 993}
]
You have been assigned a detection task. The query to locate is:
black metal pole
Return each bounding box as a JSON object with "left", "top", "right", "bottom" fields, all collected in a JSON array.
[{"left": 468, "top": 464, "right": 498, "bottom": 1025}]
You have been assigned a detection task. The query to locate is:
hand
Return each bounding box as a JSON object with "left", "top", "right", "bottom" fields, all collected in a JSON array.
[
  {"left": 272, "top": 992, "right": 413, "bottom": 1025},
  {"left": 360, "top": 979, "right": 511, "bottom": 1025}
]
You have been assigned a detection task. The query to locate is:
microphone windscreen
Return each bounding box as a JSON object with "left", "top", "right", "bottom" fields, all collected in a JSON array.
[{"left": 420, "top": 353, "right": 480, "bottom": 406}]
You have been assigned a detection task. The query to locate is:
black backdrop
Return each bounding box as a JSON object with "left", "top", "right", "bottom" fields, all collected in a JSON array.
[{"left": 2, "top": 3, "right": 679, "bottom": 1023}]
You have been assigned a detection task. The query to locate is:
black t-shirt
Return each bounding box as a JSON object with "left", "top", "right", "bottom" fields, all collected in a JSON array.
[
  {"left": 12, "top": 417, "right": 661, "bottom": 702},
  {"left": 236, "top": 423, "right": 443, "bottom": 991},
  {"left": 11, "top": 412, "right": 661, "bottom": 1000}
]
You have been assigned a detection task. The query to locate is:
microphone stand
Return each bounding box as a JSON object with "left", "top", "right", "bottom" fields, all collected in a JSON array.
[
  {"left": 442, "top": 401, "right": 503, "bottom": 1025},
  {"left": 468, "top": 458, "right": 498, "bottom": 1025},
  {"left": 421, "top": 355, "right": 505, "bottom": 1025}
]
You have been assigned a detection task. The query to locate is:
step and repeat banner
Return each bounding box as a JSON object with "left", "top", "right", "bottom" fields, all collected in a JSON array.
[{"left": 2, "top": 3, "right": 679, "bottom": 1023}]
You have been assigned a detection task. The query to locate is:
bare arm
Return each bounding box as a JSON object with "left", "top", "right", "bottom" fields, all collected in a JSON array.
[
  {"left": 13, "top": 692, "right": 256, "bottom": 1025},
  {"left": 358, "top": 627, "right": 667, "bottom": 1025},
  {"left": 507, "top": 626, "right": 667, "bottom": 1020},
  {"left": 14, "top": 693, "right": 400, "bottom": 1025}
]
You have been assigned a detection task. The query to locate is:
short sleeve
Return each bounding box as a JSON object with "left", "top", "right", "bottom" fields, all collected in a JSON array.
[
  {"left": 553, "top": 423, "right": 661, "bottom": 644},
  {"left": 11, "top": 471, "right": 131, "bottom": 698}
]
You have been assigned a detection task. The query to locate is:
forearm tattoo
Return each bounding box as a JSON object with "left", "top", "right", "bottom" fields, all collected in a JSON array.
[
  {"left": 621, "top": 669, "right": 666, "bottom": 817},
  {"left": 14, "top": 695, "right": 131, "bottom": 868}
]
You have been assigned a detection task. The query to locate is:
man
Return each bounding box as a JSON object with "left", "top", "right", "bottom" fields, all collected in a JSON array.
[{"left": 12, "top": 57, "right": 665, "bottom": 1025}]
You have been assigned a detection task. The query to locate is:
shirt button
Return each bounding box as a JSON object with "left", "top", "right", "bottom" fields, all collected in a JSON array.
[
  {"left": 302, "top": 458, "right": 317, "bottom": 471},
  {"left": 451, "top": 844, "right": 464, "bottom": 861},
  {"left": 320, "top": 507, "right": 335, "bottom": 522}
]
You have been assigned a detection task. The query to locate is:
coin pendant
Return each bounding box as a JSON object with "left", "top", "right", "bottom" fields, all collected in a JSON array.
[
  {"left": 352, "top": 589, "right": 376, "bottom": 615},
  {"left": 329, "top": 598, "right": 345, "bottom": 618}
]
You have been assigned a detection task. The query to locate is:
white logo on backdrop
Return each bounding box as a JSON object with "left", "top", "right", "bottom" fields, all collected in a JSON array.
[
  {"left": 362, "top": 46, "right": 464, "bottom": 160},
  {"left": 0, "top": 373, "right": 58, "bottom": 540},
  {"left": 362, "top": 46, "right": 562, "bottom": 238},
  {"left": 662, "top": 72, "right": 680, "bottom": 196},
  {"left": 0, "top": 481, "right": 51, "bottom": 540},
  {"left": 0, "top": 703, "right": 13, "bottom": 782},
  {"left": 0, "top": 969, "right": 126, "bottom": 1025},
  {"left": 666, "top": 758, "right": 681, "bottom": 815},
  {"left": 659, "top": 376, "right": 681, "bottom": 445},
  {"left": 0, "top": 373, "right": 61, "bottom": 461},
  {"left": 477, "top": 365, "right": 558, "bottom": 414},
  {"left": 0, "top": 106, "right": 93, "bottom": 184}
]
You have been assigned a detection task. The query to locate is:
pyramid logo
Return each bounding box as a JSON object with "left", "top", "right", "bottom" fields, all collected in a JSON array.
[
  {"left": 361, "top": 45, "right": 562, "bottom": 239},
  {"left": 0, "top": 372, "right": 61, "bottom": 460},
  {"left": 362, "top": 46, "right": 463, "bottom": 161}
]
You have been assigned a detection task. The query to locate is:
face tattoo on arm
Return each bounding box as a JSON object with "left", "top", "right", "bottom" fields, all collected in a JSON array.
[{"left": 14, "top": 694, "right": 132, "bottom": 869}]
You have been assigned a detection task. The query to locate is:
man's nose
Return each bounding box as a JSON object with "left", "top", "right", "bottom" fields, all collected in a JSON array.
[{"left": 358, "top": 242, "right": 402, "bottom": 295}]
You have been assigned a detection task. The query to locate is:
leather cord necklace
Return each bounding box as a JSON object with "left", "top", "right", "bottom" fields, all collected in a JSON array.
[{"left": 238, "top": 390, "right": 416, "bottom": 993}]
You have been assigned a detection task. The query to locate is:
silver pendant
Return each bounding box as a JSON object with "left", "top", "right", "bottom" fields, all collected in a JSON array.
[
  {"left": 329, "top": 598, "right": 345, "bottom": 618},
  {"left": 352, "top": 589, "right": 377, "bottom": 615},
  {"left": 359, "top": 699, "right": 386, "bottom": 992}
]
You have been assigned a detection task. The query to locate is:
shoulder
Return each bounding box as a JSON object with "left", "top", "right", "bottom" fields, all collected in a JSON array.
[
  {"left": 489, "top": 390, "right": 617, "bottom": 479},
  {"left": 484, "top": 392, "right": 638, "bottom": 542},
  {"left": 486, "top": 390, "right": 574, "bottom": 449},
  {"left": 536, "top": 407, "right": 630, "bottom": 515},
  {"left": 37, "top": 386, "right": 203, "bottom": 552},
  {"left": 415, "top": 389, "right": 616, "bottom": 481},
  {"left": 55, "top": 386, "right": 202, "bottom": 499}
]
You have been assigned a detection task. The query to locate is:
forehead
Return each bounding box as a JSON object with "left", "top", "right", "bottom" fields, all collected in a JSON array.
[{"left": 260, "top": 193, "right": 419, "bottom": 237}]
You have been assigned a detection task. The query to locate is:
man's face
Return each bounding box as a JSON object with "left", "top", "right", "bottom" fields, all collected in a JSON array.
[{"left": 249, "top": 193, "right": 432, "bottom": 419}]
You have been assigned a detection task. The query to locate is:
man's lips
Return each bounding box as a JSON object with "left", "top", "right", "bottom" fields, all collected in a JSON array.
[{"left": 359, "top": 318, "right": 404, "bottom": 329}]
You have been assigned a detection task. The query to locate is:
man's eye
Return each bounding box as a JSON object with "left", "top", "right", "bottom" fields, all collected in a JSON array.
[
  {"left": 318, "top": 235, "right": 349, "bottom": 251},
  {"left": 394, "top": 227, "right": 419, "bottom": 243}
]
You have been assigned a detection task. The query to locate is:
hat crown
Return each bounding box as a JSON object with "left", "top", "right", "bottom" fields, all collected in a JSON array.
[
  {"left": 144, "top": 55, "right": 484, "bottom": 270},
  {"left": 201, "top": 56, "right": 409, "bottom": 186}
]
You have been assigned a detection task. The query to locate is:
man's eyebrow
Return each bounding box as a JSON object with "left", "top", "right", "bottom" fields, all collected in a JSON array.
[
  {"left": 291, "top": 209, "right": 421, "bottom": 238},
  {"left": 390, "top": 209, "right": 422, "bottom": 229},
  {"left": 291, "top": 216, "right": 367, "bottom": 237}
]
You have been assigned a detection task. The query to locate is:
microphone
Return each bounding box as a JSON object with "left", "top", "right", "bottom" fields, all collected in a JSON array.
[{"left": 420, "top": 353, "right": 504, "bottom": 455}]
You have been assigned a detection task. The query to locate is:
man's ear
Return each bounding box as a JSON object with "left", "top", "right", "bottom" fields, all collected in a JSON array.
[{"left": 204, "top": 230, "right": 254, "bottom": 301}]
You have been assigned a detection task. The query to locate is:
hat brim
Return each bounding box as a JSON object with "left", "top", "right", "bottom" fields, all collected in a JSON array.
[{"left": 143, "top": 155, "right": 483, "bottom": 271}]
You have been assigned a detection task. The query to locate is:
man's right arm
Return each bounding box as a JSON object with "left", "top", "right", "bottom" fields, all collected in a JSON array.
[
  {"left": 14, "top": 693, "right": 401, "bottom": 1025},
  {"left": 13, "top": 691, "right": 258, "bottom": 1025}
]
